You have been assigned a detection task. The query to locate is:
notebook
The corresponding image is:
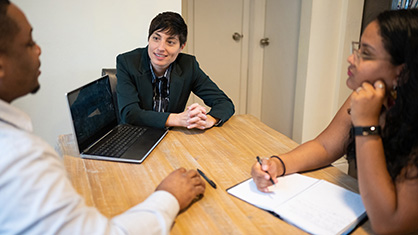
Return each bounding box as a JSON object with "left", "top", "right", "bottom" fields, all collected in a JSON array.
[
  {"left": 65, "top": 75, "right": 168, "bottom": 163},
  {"left": 227, "top": 174, "right": 367, "bottom": 235}
]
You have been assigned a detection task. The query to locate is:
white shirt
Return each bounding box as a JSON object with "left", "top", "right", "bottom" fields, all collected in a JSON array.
[{"left": 0, "top": 99, "right": 179, "bottom": 235}]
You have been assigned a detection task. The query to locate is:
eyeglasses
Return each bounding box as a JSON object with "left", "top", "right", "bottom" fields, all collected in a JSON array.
[{"left": 351, "top": 41, "right": 391, "bottom": 63}]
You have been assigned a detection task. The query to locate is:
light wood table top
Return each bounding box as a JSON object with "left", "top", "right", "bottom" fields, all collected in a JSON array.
[{"left": 61, "top": 114, "right": 372, "bottom": 234}]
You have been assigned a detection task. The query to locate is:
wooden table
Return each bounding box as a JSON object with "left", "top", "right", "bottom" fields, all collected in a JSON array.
[{"left": 61, "top": 114, "right": 372, "bottom": 234}]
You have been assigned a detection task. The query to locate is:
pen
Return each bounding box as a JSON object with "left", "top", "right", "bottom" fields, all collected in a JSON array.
[
  {"left": 197, "top": 168, "right": 217, "bottom": 189},
  {"left": 256, "top": 156, "right": 275, "bottom": 185}
]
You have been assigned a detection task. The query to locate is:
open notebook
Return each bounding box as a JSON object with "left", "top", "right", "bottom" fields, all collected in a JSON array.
[
  {"left": 65, "top": 75, "right": 167, "bottom": 163},
  {"left": 227, "top": 173, "right": 367, "bottom": 235}
]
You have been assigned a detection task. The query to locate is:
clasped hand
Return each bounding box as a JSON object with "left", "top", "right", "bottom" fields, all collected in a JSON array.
[{"left": 171, "top": 103, "right": 217, "bottom": 129}]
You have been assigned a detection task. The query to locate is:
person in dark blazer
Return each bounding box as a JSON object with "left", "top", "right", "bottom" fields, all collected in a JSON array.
[{"left": 116, "top": 12, "right": 234, "bottom": 130}]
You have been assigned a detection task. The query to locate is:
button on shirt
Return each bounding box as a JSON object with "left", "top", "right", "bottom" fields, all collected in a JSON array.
[
  {"left": 151, "top": 63, "right": 171, "bottom": 112},
  {"left": 0, "top": 99, "right": 179, "bottom": 235}
]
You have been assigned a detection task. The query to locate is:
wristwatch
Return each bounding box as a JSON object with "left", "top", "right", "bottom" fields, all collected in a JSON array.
[
  {"left": 213, "top": 119, "right": 223, "bottom": 127},
  {"left": 353, "top": 125, "right": 381, "bottom": 136}
]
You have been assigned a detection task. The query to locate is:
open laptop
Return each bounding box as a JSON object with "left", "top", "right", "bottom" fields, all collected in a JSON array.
[{"left": 65, "top": 75, "right": 168, "bottom": 163}]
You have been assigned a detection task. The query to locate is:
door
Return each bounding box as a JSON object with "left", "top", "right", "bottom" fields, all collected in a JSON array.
[
  {"left": 186, "top": 0, "right": 248, "bottom": 114},
  {"left": 260, "top": 0, "right": 301, "bottom": 138},
  {"left": 186, "top": 0, "right": 301, "bottom": 139}
]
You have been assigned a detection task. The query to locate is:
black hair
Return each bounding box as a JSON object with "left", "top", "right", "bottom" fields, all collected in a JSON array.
[
  {"left": 347, "top": 9, "right": 418, "bottom": 180},
  {"left": 0, "top": 0, "right": 19, "bottom": 55},
  {"left": 148, "top": 12, "right": 187, "bottom": 46},
  {"left": 378, "top": 9, "right": 418, "bottom": 180},
  {"left": 0, "top": 0, "right": 10, "bottom": 14}
]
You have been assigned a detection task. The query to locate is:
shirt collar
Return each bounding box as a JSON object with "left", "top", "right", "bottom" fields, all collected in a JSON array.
[
  {"left": 0, "top": 99, "right": 33, "bottom": 132},
  {"left": 150, "top": 63, "right": 172, "bottom": 83}
]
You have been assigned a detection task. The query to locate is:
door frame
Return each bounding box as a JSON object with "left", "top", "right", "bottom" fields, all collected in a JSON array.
[{"left": 246, "top": 0, "right": 266, "bottom": 119}]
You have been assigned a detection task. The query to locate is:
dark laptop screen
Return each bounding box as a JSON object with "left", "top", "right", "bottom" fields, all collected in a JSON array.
[{"left": 67, "top": 76, "right": 118, "bottom": 151}]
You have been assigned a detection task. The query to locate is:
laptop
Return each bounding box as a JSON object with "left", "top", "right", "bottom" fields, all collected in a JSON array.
[{"left": 65, "top": 75, "right": 168, "bottom": 163}]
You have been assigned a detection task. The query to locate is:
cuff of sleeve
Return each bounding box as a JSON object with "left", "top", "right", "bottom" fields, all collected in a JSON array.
[
  {"left": 112, "top": 191, "right": 179, "bottom": 234},
  {"left": 213, "top": 119, "right": 223, "bottom": 127},
  {"left": 147, "top": 190, "right": 180, "bottom": 220}
]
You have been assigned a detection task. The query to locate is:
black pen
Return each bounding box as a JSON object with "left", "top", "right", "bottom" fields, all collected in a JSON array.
[
  {"left": 197, "top": 168, "right": 217, "bottom": 189},
  {"left": 256, "top": 156, "right": 275, "bottom": 185}
]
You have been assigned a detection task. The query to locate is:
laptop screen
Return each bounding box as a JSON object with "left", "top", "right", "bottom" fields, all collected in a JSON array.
[{"left": 66, "top": 75, "right": 118, "bottom": 151}]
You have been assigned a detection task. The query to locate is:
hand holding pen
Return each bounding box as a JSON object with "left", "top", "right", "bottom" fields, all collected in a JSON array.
[
  {"left": 256, "top": 156, "right": 276, "bottom": 185},
  {"left": 252, "top": 156, "right": 278, "bottom": 192}
]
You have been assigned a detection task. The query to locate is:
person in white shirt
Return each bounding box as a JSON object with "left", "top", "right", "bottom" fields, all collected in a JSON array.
[{"left": 0, "top": 1, "right": 206, "bottom": 234}]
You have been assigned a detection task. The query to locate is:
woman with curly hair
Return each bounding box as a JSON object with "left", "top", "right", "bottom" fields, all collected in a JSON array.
[{"left": 252, "top": 9, "right": 418, "bottom": 234}]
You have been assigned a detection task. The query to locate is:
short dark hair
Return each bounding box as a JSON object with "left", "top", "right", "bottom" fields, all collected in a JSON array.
[
  {"left": 0, "top": 0, "right": 19, "bottom": 55},
  {"left": 148, "top": 12, "right": 187, "bottom": 46}
]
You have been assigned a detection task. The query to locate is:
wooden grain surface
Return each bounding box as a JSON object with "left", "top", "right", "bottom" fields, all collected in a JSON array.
[{"left": 61, "top": 114, "right": 372, "bottom": 234}]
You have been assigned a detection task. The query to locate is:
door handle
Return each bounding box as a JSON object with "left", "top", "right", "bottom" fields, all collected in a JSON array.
[
  {"left": 260, "top": 38, "right": 269, "bottom": 46},
  {"left": 232, "top": 32, "right": 243, "bottom": 42}
]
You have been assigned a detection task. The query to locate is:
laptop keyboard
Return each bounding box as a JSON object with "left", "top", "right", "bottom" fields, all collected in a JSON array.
[{"left": 91, "top": 125, "right": 146, "bottom": 158}]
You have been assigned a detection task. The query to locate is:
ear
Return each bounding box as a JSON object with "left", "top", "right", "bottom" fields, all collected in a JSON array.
[
  {"left": 180, "top": 42, "right": 186, "bottom": 51},
  {"left": 0, "top": 56, "right": 5, "bottom": 79},
  {"left": 395, "top": 63, "right": 405, "bottom": 76},
  {"left": 393, "top": 63, "right": 406, "bottom": 87}
]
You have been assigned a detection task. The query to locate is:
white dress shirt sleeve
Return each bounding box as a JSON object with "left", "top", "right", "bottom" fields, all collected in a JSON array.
[{"left": 0, "top": 111, "right": 179, "bottom": 235}]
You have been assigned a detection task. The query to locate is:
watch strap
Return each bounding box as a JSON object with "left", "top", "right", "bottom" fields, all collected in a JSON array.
[{"left": 353, "top": 125, "right": 381, "bottom": 136}]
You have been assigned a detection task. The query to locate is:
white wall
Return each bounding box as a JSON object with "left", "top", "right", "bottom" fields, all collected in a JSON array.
[
  {"left": 292, "top": 0, "right": 364, "bottom": 143},
  {"left": 12, "top": 0, "right": 181, "bottom": 146}
]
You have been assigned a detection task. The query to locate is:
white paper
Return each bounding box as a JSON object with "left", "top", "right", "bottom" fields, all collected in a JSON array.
[{"left": 227, "top": 174, "right": 366, "bottom": 235}]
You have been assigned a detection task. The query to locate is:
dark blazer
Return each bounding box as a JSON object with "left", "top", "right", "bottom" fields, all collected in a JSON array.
[{"left": 116, "top": 47, "right": 235, "bottom": 129}]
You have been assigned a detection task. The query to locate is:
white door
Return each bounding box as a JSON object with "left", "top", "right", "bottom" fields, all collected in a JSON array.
[
  {"left": 186, "top": 0, "right": 248, "bottom": 114},
  {"left": 260, "top": 0, "right": 301, "bottom": 138},
  {"left": 186, "top": 0, "right": 301, "bottom": 139}
]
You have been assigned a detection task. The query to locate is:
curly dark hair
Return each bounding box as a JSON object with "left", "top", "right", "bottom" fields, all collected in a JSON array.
[
  {"left": 378, "top": 9, "right": 418, "bottom": 180},
  {"left": 347, "top": 9, "right": 418, "bottom": 181}
]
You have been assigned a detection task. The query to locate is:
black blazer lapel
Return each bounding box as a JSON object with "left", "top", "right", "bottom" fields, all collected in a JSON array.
[
  {"left": 168, "top": 62, "right": 185, "bottom": 111},
  {"left": 136, "top": 51, "right": 154, "bottom": 110}
]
